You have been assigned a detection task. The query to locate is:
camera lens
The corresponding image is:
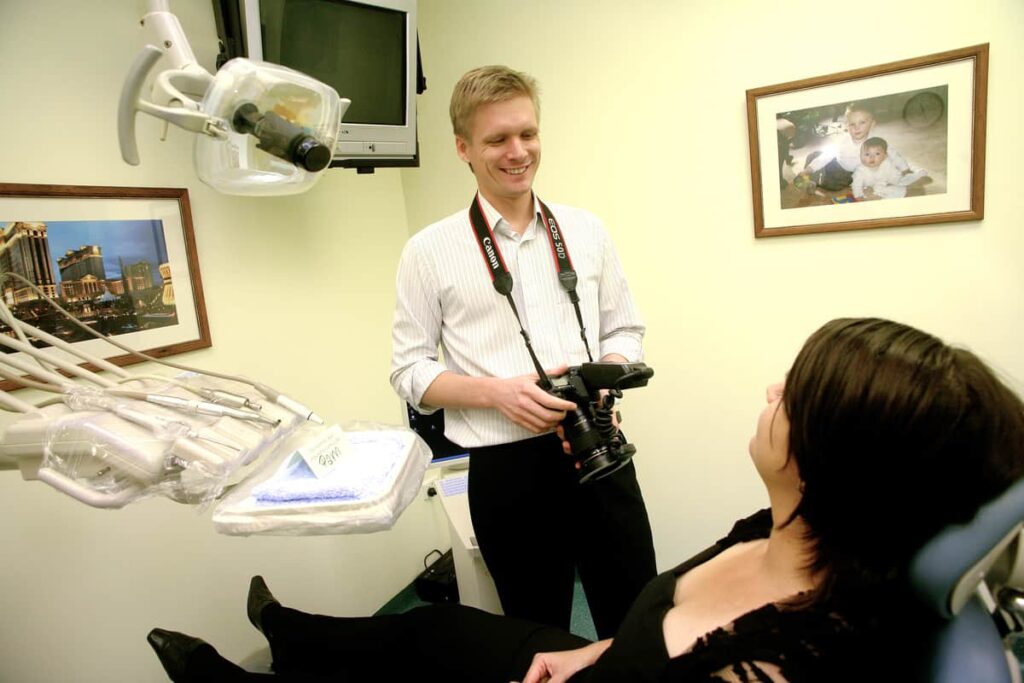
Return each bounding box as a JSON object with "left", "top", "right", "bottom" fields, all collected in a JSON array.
[
  {"left": 578, "top": 447, "right": 625, "bottom": 484},
  {"left": 563, "top": 408, "right": 603, "bottom": 454},
  {"left": 562, "top": 407, "right": 635, "bottom": 484}
]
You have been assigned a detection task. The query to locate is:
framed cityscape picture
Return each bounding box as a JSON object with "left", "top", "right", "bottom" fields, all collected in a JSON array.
[
  {"left": 747, "top": 44, "right": 988, "bottom": 237},
  {"left": 0, "top": 183, "right": 211, "bottom": 390}
]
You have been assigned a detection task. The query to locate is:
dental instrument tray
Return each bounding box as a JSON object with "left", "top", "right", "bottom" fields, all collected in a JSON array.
[{"left": 212, "top": 421, "right": 432, "bottom": 536}]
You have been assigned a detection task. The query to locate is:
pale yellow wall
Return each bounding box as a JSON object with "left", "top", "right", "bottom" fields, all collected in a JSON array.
[
  {"left": 403, "top": 0, "right": 1024, "bottom": 572},
  {"left": 0, "top": 1, "right": 447, "bottom": 681},
  {"left": 1, "top": 0, "right": 1023, "bottom": 680}
]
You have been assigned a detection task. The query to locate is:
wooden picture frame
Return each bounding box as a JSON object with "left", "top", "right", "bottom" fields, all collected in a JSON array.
[
  {"left": 0, "top": 183, "right": 211, "bottom": 390},
  {"left": 747, "top": 44, "right": 988, "bottom": 238}
]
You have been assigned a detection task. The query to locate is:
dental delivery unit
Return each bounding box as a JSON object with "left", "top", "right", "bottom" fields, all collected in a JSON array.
[{"left": 0, "top": 273, "right": 430, "bottom": 535}]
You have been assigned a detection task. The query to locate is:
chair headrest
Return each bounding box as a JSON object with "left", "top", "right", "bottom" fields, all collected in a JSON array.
[{"left": 910, "top": 477, "right": 1024, "bottom": 619}]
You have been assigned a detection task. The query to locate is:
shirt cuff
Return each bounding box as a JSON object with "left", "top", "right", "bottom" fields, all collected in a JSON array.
[
  {"left": 600, "top": 334, "right": 643, "bottom": 363},
  {"left": 407, "top": 362, "right": 448, "bottom": 414}
]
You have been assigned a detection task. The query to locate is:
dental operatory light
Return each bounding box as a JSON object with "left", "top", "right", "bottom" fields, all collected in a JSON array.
[{"left": 118, "top": 0, "right": 349, "bottom": 195}]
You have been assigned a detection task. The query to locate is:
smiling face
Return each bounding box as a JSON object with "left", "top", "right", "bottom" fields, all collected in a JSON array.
[
  {"left": 860, "top": 144, "right": 887, "bottom": 169},
  {"left": 455, "top": 96, "right": 540, "bottom": 209},
  {"left": 846, "top": 109, "right": 875, "bottom": 142}
]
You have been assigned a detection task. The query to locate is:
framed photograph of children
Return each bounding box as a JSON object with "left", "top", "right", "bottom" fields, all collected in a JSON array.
[
  {"left": 0, "top": 183, "right": 211, "bottom": 391},
  {"left": 746, "top": 44, "right": 988, "bottom": 238}
]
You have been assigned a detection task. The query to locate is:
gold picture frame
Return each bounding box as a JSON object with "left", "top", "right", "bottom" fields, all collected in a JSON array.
[{"left": 0, "top": 183, "right": 211, "bottom": 389}]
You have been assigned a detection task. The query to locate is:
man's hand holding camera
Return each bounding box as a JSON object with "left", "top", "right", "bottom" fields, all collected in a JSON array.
[
  {"left": 489, "top": 365, "right": 576, "bottom": 434},
  {"left": 421, "top": 357, "right": 650, "bottom": 482},
  {"left": 542, "top": 359, "right": 654, "bottom": 483}
]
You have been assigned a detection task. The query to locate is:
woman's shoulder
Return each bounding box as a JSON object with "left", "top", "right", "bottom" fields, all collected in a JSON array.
[
  {"left": 669, "top": 510, "right": 772, "bottom": 577},
  {"left": 720, "top": 509, "right": 773, "bottom": 544}
]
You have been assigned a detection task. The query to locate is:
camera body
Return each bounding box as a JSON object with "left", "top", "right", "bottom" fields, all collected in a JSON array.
[{"left": 546, "top": 362, "right": 654, "bottom": 483}]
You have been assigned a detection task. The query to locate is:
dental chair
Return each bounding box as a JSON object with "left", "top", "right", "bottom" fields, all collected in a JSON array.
[{"left": 911, "top": 477, "right": 1024, "bottom": 682}]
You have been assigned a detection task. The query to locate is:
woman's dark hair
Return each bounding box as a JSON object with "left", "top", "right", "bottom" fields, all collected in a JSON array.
[{"left": 783, "top": 318, "right": 1024, "bottom": 603}]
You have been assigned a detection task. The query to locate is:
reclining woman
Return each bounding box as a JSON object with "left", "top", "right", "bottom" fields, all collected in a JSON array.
[{"left": 147, "top": 317, "right": 1024, "bottom": 682}]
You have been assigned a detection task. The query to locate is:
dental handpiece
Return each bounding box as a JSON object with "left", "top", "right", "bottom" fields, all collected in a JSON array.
[
  {"left": 192, "top": 387, "right": 262, "bottom": 411},
  {"left": 107, "top": 389, "right": 281, "bottom": 427},
  {"left": 142, "top": 394, "right": 281, "bottom": 427}
]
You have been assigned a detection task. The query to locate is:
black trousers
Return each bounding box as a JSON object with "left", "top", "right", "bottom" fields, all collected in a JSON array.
[
  {"left": 467, "top": 433, "right": 657, "bottom": 638},
  {"left": 188, "top": 603, "right": 589, "bottom": 682}
]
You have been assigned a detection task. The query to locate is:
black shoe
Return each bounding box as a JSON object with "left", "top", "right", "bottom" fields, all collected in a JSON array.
[
  {"left": 146, "top": 628, "right": 210, "bottom": 682},
  {"left": 247, "top": 575, "right": 281, "bottom": 636}
]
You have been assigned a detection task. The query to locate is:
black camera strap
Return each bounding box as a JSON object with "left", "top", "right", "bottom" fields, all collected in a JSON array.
[
  {"left": 468, "top": 194, "right": 594, "bottom": 389},
  {"left": 537, "top": 201, "right": 592, "bottom": 360},
  {"left": 468, "top": 195, "right": 551, "bottom": 389}
]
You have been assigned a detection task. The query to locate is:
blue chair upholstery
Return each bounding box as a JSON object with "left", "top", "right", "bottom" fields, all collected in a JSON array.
[
  {"left": 928, "top": 600, "right": 1017, "bottom": 683},
  {"left": 910, "top": 477, "right": 1024, "bottom": 683}
]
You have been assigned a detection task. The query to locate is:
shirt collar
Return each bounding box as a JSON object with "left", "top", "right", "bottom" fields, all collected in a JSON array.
[{"left": 476, "top": 193, "right": 542, "bottom": 239}]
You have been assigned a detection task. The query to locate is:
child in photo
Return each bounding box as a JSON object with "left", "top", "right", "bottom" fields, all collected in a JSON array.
[
  {"left": 801, "top": 104, "right": 911, "bottom": 191},
  {"left": 852, "top": 137, "right": 928, "bottom": 200}
]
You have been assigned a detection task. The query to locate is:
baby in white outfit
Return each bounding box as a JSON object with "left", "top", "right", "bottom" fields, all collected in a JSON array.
[{"left": 852, "top": 137, "right": 927, "bottom": 200}]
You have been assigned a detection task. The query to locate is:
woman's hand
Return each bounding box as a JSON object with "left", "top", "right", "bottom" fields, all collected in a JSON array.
[
  {"left": 516, "top": 640, "right": 612, "bottom": 683},
  {"left": 556, "top": 424, "right": 572, "bottom": 456}
]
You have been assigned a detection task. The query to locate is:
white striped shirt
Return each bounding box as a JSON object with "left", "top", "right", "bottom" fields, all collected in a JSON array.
[{"left": 390, "top": 194, "right": 644, "bottom": 448}]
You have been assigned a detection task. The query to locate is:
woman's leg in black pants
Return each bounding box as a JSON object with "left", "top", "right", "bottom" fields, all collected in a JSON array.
[{"left": 264, "top": 602, "right": 590, "bottom": 682}]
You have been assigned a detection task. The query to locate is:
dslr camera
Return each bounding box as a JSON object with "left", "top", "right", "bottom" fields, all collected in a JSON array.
[{"left": 545, "top": 362, "right": 654, "bottom": 483}]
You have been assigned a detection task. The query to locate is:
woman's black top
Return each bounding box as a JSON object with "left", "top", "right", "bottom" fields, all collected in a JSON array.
[{"left": 570, "top": 509, "right": 876, "bottom": 682}]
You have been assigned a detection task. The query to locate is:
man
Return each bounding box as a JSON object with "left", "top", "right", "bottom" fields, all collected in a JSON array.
[{"left": 390, "top": 65, "right": 655, "bottom": 638}]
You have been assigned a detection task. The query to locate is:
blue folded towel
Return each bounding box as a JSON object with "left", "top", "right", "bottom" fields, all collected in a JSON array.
[{"left": 252, "top": 432, "right": 409, "bottom": 504}]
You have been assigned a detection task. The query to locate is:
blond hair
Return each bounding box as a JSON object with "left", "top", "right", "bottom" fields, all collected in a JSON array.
[
  {"left": 845, "top": 103, "right": 875, "bottom": 120},
  {"left": 449, "top": 65, "right": 540, "bottom": 139}
]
